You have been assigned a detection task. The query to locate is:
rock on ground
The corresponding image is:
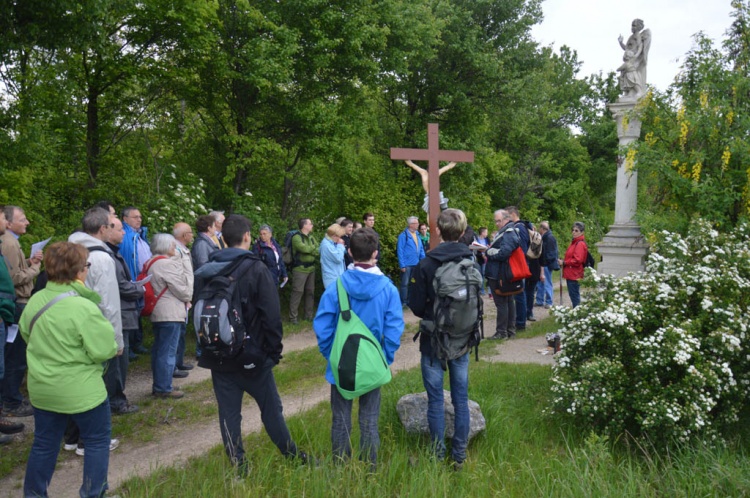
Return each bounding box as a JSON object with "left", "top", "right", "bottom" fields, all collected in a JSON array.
[{"left": 396, "top": 390, "right": 486, "bottom": 440}]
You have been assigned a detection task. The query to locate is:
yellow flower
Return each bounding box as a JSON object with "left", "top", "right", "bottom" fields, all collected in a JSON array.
[
  {"left": 727, "top": 110, "right": 734, "bottom": 126},
  {"left": 679, "top": 121, "right": 689, "bottom": 150},
  {"left": 722, "top": 148, "right": 731, "bottom": 171},
  {"left": 672, "top": 159, "right": 680, "bottom": 169},
  {"left": 645, "top": 132, "right": 656, "bottom": 146},
  {"left": 677, "top": 105, "right": 686, "bottom": 122},
  {"left": 699, "top": 91, "right": 709, "bottom": 109},
  {"left": 678, "top": 163, "right": 688, "bottom": 178},
  {"left": 692, "top": 161, "right": 702, "bottom": 183},
  {"left": 625, "top": 149, "right": 637, "bottom": 173}
]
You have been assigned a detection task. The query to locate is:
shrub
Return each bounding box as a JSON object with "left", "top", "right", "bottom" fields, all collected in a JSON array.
[{"left": 550, "top": 219, "right": 750, "bottom": 446}]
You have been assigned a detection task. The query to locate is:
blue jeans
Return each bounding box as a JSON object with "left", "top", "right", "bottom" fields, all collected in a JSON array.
[
  {"left": 535, "top": 267, "right": 554, "bottom": 306},
  {"left": 420, "top": 352, "right": 470, "bottom": 464},
  {"left": 514, "top": 282, "right": 526, "bottom": 329},
  {"left": 210, "top": 362, "right": 299, "bottom": 466},
  {"left": 567, "top": 279, "right": 581, "bottom": 308},
  {"left": 151, "top": 322, "right": 182, "bottom": 393},
  {"left": 24, "top": 400, "right": 111, "bottom": 498},
  {"left": 331, "top": 384, "right": 381, "bottom": 466},
  {"left": 399, "top": 266, "right": 415, "bottom": 306}
]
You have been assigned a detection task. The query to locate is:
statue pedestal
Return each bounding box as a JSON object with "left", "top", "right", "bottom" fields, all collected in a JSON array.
[{"left": 597, "top": 99, "right": 649, "bottom": 276}]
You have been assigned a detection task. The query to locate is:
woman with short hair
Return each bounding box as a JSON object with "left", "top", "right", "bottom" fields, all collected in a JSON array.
[
  {"left": 560, "top": 222, "right": 588, "bottom": 308},
  {"left": 255, "top": 224, "right": 288, "bottom": 287},
  {"left": 320, "top": 224, "right": 346, "bottom": 288},
  {"left": 145, "top": 234, "right": 193, "bottom": 399},
  {"left": 20, "top": 242, "right": 118, "bottom": 498}
]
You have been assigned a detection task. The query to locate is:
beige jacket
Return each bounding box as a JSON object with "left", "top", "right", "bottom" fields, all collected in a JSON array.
[
  {"left": 146, "top": 256, "right": 193, "bottom": 323},
  {"left": 0, "top": 232, "right": 41, "bottom": 303}
]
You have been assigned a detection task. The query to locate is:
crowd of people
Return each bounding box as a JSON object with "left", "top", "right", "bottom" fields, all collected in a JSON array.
[{"left": 0, "top": 200, "right": 589, "bottom": 495}]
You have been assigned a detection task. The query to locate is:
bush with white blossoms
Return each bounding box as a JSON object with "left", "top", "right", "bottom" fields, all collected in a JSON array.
[
  {"left": 550, "top": 219, "right": 750, "bottom": 446},
  {"left": 146, "top": 165, "right": 210, "bottom": 235}
]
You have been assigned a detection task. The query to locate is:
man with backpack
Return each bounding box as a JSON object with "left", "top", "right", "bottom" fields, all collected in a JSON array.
[
  {"left": 194, "top": 215, "right": 312, "bottom": 476},
  {"left": 313, "top": 227, "right": 404, "bottom": 470},
  {"left": 408, "top": 208, "right": 481, "bottom": 471},
  {"left": 288, "top": 218, "right": 318, "bottom": 324}
]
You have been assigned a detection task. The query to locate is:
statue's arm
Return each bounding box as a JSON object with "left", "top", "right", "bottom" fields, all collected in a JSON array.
[
  {"left": 438, "top": 162, "right": 457, "bottom": 175},
  {"left": 405, "top": 160, "right": 427, "bottom": 176},
  {"left": 618, "top": 34, "right": 626, "bottom": 50}
]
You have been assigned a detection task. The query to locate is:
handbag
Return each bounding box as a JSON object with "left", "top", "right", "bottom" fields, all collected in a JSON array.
[{"left": 508, "top": 246, "right": 531, "bottom": 282}]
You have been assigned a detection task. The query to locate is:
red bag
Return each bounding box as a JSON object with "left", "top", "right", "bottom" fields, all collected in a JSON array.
[
  {"left": 508, "top": 246, "right": 531, "bottom": 282},
  {"left": 138, "top": 256, "right": 168, "bottom": 317}
]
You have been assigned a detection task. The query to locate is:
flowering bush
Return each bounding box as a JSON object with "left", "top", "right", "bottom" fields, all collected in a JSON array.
[
  {"left": 145, "top": 165, "right": 210, "bottom": 235},
  {"left": 550, "top": 220, "right": 750, "bottom": 446}
]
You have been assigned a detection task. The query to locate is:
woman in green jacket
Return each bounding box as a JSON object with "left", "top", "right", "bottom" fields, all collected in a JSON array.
[{"left": 20, "top": 241, "right": 118, "bottom": 498}]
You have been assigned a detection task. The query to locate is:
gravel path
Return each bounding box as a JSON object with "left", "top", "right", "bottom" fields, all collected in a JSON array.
[{"left": 1, "top": 291, "right": 569, "bottom": 497}]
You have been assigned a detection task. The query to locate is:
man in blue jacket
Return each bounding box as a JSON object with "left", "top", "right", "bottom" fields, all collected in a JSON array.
[
  {"left": 119, "top": 206, "right": 151, "bottom": 355},
  {"left": 313, "top": 227, "right": 404, "bottom": 470},
  {"left": 396, "top": 216, "right": 426, "bottom": 306}
]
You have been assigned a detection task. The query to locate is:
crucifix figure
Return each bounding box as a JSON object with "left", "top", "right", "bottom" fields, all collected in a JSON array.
[{"left": 390, "top": 123, "right": 474, "bottom": 250}]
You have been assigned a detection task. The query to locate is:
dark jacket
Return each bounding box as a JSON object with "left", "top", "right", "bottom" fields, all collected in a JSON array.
[
  {"left": 408, "top": 241, "right": 473, "bottom": 356},
  {"left": 0, "top": 240, "right": 16, "bottom": 324},
  {"left": 541, "top": 230, "right": 560, "bottom": 270},
  {"left": 107, "top": 243, "right": 144, "bottom": 330},
  {"left": 255, "top": 238, "right": 288, "bottom": 284},
  {"left": 195, "top": 248, "right": 284, "bottom": 373},
  {"left": 485, "top": 224, "right": 521, "bottom": 281},
  {"left": 513, "top": 221, "right": 530, "bottom": 254}
]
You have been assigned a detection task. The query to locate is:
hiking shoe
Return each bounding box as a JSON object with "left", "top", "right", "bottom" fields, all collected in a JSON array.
[
  {"left": 527, "top": 316, "right": 536, "bottom": 322},
  {"left": 176, "top": 363, "right": 194, "bottom": 371},
  {"left": 0, "top": 417, "right": 24, "bottom": 434},
  {"left": 112, "top": 403, "right": 139, "bottom": 415},
  {"left": 0, "top": 434, "right": 12, "bottom": 445},
  {"left": 3, "top": 403, "right": 33, "bottom": 417},
  {"left": 152, "top": 390, "right": 184, "bottom": 399},
  {"left": 489, "top": 333, "right": 507, "bottom": 340},
  {"left": 75, "top": 439, "right": 120, "bottom": 456},
  {"left": 173, "top": 370, "right": 189, "bottom": 378},
  {"left": 453, "top": 460, "right": 464, "bottom": 472},
  {"left": 63, "top": 443, "right": 78, "bottom": 451}
]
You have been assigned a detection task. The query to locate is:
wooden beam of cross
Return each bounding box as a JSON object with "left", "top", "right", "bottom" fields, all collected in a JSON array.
[{"left": 390, "top": 123, "right": 474, "bottom": 250}]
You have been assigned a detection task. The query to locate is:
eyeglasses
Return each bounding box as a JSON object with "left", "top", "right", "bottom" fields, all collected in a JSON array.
[
  {"left": 85, "top": 263, "right": 91, "bottom": 269},
  {"left": 572, "top": 229, "right": 581, "bottom": 233}
]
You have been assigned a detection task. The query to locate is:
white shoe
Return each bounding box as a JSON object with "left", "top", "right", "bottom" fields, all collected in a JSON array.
[
  {"left": 75, "top": 439, "right": 120, "bottom": 456},
  {"left": 63, "top": 443, "right": 77, "bottom": 451}
]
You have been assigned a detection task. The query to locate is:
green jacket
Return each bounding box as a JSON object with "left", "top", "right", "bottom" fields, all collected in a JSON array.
[
  {"left": 291, "top": 232, "right": 319, "bottom": 274},
  {"left": 0, "top": 239, "right": 15, "bottom": 324},
  {"left": 19, "top": 281, "right": 118, "bottom": 414}
]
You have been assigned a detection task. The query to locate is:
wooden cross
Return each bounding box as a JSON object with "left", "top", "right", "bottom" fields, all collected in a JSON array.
[{"left": 390, "top": 123, "right": 474, "bottom": 249}]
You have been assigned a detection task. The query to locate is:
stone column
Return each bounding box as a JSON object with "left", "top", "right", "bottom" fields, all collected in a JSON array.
[{"left": 596, "top": 100, "right": 649, "bottom": 276}]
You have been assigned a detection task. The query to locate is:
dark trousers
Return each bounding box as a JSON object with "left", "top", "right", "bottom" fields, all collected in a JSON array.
[
  {"left": 210, "top": 361, "right": 299, "bottom": 466},
  {"left": 514, "top": 281, "right": 526, "bottom": 329},
  {"left": 2, "top": 303, "right": 27, "bottom": 410},
  {"left": 488, "top": 279, "right": 516, "bottom": 337},
  {"left": 104, "top": 339, "right": 130, "bottom": 411}
]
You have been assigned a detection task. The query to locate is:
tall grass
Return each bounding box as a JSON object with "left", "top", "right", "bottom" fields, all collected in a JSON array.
[{"left": 116, "top": 360, "right": 750, "bottom": 497}]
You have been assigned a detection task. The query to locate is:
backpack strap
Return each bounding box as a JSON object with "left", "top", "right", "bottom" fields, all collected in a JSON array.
[
  {"left": 28, "top": 290, "right": 79, "bottom": 337},
  {"left": 336, "top": 278, "right": 352, "bottom": 321},
  {"left": 143, "top": 255, "right": 170, "bottom": 303}
]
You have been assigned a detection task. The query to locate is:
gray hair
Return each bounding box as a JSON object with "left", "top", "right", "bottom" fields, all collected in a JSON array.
[
  {"left": 151, "top": 233, "right": 177, "bottom": 255},
  {"left": 259, "top": 224, "right": 273, "bottom": 234},
  {"left": 407, "top": 216, "right": 418, "bottom": 224},
  {"left": 82, "top": 208, "right": 111, "bottom": 235},
  {"left": 539, "top": 221, "right": 550, "bottom": 231},
  {"left": 209, "top": 210, "right": 225, "bottom": 219},
  {"left": 3, "top": 205, "right": 22, "bottom": 222},
  {"left": 573, "top": 221, "right": 585, "bottom": 233}
]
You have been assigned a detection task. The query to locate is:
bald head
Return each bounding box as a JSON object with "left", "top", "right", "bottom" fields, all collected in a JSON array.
[{"left": 173, "top": 222, "right": 194, "bottom": 246}]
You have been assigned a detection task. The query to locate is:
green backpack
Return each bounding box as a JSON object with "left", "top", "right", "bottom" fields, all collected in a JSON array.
[{"left": 329, "top": 278, "right": 392, "bottom": 400}]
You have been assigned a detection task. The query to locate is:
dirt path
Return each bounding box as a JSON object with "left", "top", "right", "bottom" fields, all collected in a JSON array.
[{"left": 1, "top": 296, "right": 567, "bottom": 497}]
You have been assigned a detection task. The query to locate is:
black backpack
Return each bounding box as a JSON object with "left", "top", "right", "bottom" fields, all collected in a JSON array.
[
  {"left": 193, "top": 257, "right": 264, "bottom": 368},
  {"left": 282, "top": 230, "right": 299, "bottom": 267}
]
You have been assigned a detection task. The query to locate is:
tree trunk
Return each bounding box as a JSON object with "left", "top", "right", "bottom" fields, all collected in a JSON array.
[{"left": 86, "top": 89, "right": 100, "bottom": 187}]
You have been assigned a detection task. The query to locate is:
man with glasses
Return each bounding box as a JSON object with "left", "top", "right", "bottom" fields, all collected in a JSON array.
[
  {"left": 289, "top": 218, "right": 318, "bottom": 324},
  {"left": 0, "top": 206, "right": 42, "bottom": 418},
  {"left": 120, "top": 206, "right": 152, "bottom": 355}
]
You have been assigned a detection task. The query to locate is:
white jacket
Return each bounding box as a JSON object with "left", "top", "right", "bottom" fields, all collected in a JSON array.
[{"left": 68, "top": 231, "right": 123, "bottom": 350}]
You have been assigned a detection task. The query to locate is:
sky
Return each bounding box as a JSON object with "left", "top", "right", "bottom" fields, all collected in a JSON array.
[{"left": 531, "top": 0, "right": 736, "bottom": 92}]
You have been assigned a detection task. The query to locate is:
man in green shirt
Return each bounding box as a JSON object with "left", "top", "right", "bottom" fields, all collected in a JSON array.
[{"left": 289, "top": 218, "right": 318, "bottom": 324}]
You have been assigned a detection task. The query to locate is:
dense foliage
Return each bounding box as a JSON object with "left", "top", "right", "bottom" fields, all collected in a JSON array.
[
  {"left": 551, "top": 220, "right": 750, "bottom": 446},
  {"left": 0, "top": 0, "right": 613, "bottom": 275}
]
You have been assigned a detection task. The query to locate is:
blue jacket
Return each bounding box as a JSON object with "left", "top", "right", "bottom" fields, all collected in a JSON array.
[
  {"left": 313, "top": 268, "right": 404, "bottom": 385},
  {"left": 485, "top": 224, "right": 521, "bottom": 281},
  {"left": 320, "top": 237, "right": 346, "bottom": 288},
  {"left": 255, "top": 238, "right": 287, "bottom": 284},
  {"left": 541, "top": 230, "right": 560, "bottom": 270},
  {"left": 397, "top": 228, "right": 425, "bottom": 268},
  {"left": 513, "top": 221, "right": 530, "bottom": 254},
  {"left": 119, "top": 223, "right": 149, "bottom": 280}
]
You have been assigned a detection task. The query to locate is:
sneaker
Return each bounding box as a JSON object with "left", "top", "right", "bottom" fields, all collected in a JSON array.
[
  {"left": 63, "top": 443, "right": 78, "bottom": 451},
  {"left": 534, "top": 303, "right": 544, "bottom": 307},
  {"left": 173, "top": 369, "right": 189, "bottom": 378},
  {"left": 112, "top": 403, "right": 139, "bottom": 415},
  {"left": 527, "top": 316, "right": 536, "bottom": 322},
  {"left": 544, "top": 304, "right": 551, "bottom": 309},
  {"left": 3, "top": 404, "right": 33, "bottom": 418},
  {"left": 152, "top": 390, "right": 185, "bottom": 399},
  {"left": 75, "top": 439, "right": 120, "bottom": 456},
  {"left": 176, "top": 363, "right": 194, "bottom": 371},
  {"left": 0, "top": 417, "right": 24, "bottom": 434},
  {"left": 488, "top": 333, "right": 507, "bottom": 340},
  {"left": 453, "top": 460, "right": 464, "bottom": 472}
]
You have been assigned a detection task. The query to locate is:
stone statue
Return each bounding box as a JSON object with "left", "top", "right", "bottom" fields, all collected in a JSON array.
[{"left": 617, "top": 19, "right": 651, "bottom": 101}]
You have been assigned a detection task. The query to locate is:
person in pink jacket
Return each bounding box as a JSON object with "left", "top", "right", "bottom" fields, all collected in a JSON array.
[{"left": 559, "top": 222, "right": 587, "bottom": 308}]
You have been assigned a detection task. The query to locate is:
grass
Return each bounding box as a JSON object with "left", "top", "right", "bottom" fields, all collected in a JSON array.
[{"left": 116, "top": 356, "right": 750, "bottom": 497}]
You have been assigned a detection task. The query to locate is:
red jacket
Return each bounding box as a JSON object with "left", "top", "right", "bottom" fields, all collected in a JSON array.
[{"left": 562, "top": 235, "right": 587, "bottom": 281}]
